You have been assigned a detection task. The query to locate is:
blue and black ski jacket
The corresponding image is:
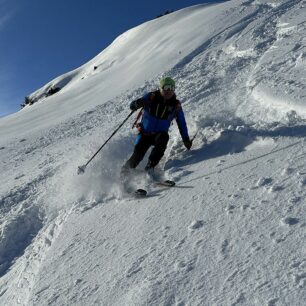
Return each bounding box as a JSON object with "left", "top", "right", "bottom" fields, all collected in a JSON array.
[{"left": 130, "top": 90, "right": 189, "bottom": 140}]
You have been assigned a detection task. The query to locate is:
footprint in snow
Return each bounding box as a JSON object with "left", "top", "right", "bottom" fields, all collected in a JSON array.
[
  {"left": 217, "top": 159, "right": 226, "bottom": 167},
  {"left": 174, "top": 237, "right": 187, "bottom": 249},
  {"left": 126, "top": 254, "right": 148, "bottom": 278},
  {"left": 172, "top": 170, "right": 193, "bottom": 181},
  {"left": 281, "top": 217, "right": 299, "bottom": 226},
  {"left": 282, "top": 167, "right": 295, "bottom": 175},
  {"left": 174, "top": 256, "right": 197, "bottom": 273},
  {"left": 267, "top": 298, "right": 279, "bottom": 306},
  {"left": 298, "top": 177, "right": 306, "bottom": 187},
  {"left": 188, "top": 220, "right": 204, "bottom": 231},
  {"left": 293, "top": 272, "right": 306, "bottom": 288},
  {"left": 289, "top": 196, "right": 301, "bottom": 204},
  {"left": 220, "top": 238, "right": 233, "bottom": 259},
  {"left": 225, "top": 204, "right": 236, "bottom": 214},
  {"left": 23, "top": 146, "right": 36, "bottom": 154},
  {"left": 161, "top": 225, "right": 170, "bottom": 238},
  {"left": 290, "top": 259, "right": 306, "bottom": 287},
  {"left": 290, "top": 260, "right": 305, "bottom": 269},
  {"left": 74, "top": 278, "right": 83, "bottom": 285},
  {"left": 268, "top": 185, "right": 284, "bottom": 193},
  {"left": 227, "top": 193, "right": 240, "bottom": 199},
  {"left": 256, "top": 177, "right": 273, "bottom": 187}
]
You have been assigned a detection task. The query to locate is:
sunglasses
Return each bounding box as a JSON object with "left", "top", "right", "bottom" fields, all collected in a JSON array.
[{"left": 162, "top": 85, "right": 175, "bottom": 91}]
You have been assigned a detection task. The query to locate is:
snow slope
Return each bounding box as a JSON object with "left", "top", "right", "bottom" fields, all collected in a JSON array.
[{"left": 1, "top": 0, "right": 306, "bottom": 305}]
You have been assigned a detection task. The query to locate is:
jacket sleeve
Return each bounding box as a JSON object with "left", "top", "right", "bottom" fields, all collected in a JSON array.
[
  {"left": 176, "top": 106, "right": 189, "bottom": 140},
  {"left": 130, "top": 93, "right": 151, "bottom": 111}
]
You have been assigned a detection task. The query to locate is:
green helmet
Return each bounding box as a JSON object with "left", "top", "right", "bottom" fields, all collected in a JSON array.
[{"left": 160, "top": 77, "right": 175, "bottom": 89}]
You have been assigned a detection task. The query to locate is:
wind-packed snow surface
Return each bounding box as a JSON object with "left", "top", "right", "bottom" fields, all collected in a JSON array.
[{"left": 1, "top": 0, "right": 306, "bottom": 305}]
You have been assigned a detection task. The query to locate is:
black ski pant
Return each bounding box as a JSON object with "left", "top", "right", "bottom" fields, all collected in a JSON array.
[{"left": 125, "top": 132, "right": 169, "bottom": 169}]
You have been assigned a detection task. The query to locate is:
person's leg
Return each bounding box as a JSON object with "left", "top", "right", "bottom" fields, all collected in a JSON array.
[
  {"left": 125, "top": 134, "right": 153, "bottom": 169},
  {"left": 146, "top": 132, "right": 169, "bottom": 169}
]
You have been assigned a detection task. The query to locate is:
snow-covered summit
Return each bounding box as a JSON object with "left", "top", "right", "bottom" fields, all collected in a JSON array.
[{"left": 1, "top": 1, "right": 306, "bottom": 305}]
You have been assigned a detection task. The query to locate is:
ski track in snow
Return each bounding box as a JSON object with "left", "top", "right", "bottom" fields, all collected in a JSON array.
[{"left": 1, "top": 0, "right": 306, "bottom": 305}]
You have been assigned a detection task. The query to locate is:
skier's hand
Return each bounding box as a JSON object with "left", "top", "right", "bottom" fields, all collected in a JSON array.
[
  {"left": 130, "top": 101, "right": 138, "bottom": 111},
  {"left": 130, "top": 99, "right": 143, "bottom": 111},
  {"left": 183, "top": 138, "right": 192, "bottom": 150}
]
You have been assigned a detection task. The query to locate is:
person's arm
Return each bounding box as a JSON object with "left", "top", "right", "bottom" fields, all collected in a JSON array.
[
  {"left": 176, "top": 105, "right": 192, "bottom": 150},
  {"left": 130, "top": 93, "right": 151, "bottom": 111}
]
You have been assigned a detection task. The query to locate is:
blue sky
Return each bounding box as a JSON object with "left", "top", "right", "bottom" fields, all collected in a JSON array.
[{"left": 0, "top": 0, "right": 222, "bottom": 117}]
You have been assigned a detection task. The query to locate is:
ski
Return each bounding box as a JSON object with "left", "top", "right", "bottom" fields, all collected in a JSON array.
[
  {"left": 155, "top": 180, "right": 176, "bottom": 187},
  {"left": 132, "top": 181, "right": 174, "bottom": 197},
  {"left": 120, "top": 168, "right": 174, "bottom": 198},
  {"left": 121, "top": 185, "right": 147, "bottom": 198},
  {"left": 120, "top": 170, "right": 146, "bottom": 197},
  {"left": 134, "top": 188, "right": 147, "bottom": 197}
]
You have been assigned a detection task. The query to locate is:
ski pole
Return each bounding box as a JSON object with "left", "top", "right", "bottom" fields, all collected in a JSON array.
[
  {"left": 77, "top": 110, "right": 135, "bottom": 174},
  {"left": 191, "top": 129, "right": 199, "bottom": 142}
]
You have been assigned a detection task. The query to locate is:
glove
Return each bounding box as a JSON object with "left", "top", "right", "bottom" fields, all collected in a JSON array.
[
  {"left": 183, "top": 138, "right": 192, "bottom": 150},
  {"left": 130, "top": 99, "right": 143, "bottom": 111}
]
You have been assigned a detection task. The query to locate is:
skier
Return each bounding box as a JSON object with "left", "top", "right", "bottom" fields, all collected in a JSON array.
[{"left": 121, "top": 77, "right": 192, "bottom": 177}]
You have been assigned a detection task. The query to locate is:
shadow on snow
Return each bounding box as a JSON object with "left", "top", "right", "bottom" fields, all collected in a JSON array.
[{"left": 165, "top": 124, "right": 306, "bottom": 182}]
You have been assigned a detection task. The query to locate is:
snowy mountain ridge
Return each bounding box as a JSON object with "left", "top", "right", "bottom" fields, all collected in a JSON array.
[{"left": 0, "top": 0, "right": 306, "bottom": 305}]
